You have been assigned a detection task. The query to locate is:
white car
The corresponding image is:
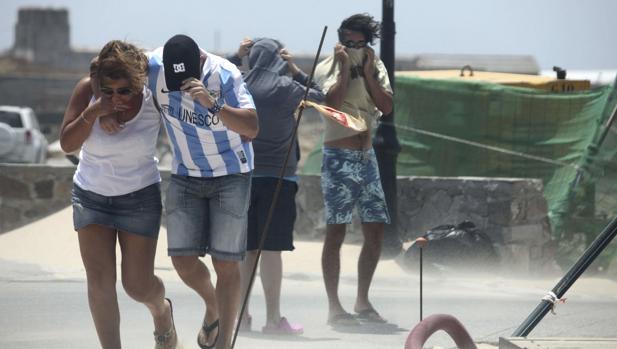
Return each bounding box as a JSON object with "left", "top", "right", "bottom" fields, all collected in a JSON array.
[{"left": 0, "top": 106, "right": 48, "bottom": 163}]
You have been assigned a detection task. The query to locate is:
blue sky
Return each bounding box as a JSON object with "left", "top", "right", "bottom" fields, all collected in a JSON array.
[{"left": 1, "top": 0, "right": 616, "bottom": 69}]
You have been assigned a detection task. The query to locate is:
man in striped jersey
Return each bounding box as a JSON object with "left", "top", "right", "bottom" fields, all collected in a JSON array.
[{"left": 148, "top": 34, "right": 258, "bottom": 349}]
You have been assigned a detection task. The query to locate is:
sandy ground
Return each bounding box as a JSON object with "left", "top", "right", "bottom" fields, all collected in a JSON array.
[
  {"left": 2, "top": 206, "right": 617, "bottom": 348},
  {"left": 3, "top": 206, "right": 617, "bottom": 297},
  {"left": 0, "top": 206, "right": 404, "bottom": 283}
]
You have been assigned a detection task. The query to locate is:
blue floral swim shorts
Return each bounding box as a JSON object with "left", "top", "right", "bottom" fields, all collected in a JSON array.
[{"left": 321, "top": 146, "right": 390, "bottom": 225}]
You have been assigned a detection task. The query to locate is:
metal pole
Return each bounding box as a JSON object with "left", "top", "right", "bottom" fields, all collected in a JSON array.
[
  {"left": 512, "top": 213, "right": 617, "bottom": 337},
  {"left": 420, "top": 247, "right": 423, "bottom": 321},
  {"left": 375, "top": 0, "right": 402, "bottom": 258},
  {"left": 416, "top": 237, "right": 428, "bottom": 322}
]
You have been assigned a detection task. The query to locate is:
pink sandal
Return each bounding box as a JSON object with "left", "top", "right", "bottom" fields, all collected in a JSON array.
[{"left": 262, "top": 317, "right": 303, "bottom": 335}]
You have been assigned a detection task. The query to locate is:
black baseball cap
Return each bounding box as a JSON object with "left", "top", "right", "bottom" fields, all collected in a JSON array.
[{"left": 163, "top": 34, "right": 201, "bottom": 91}]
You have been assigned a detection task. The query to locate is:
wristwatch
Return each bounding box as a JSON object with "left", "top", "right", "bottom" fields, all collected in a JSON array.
[{"left": 209, "top": 100, "right": 223, "bottom": 115}]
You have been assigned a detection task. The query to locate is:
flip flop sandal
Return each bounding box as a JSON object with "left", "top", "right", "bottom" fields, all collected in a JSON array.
[
  {"left": 197, "top": 318, "right": 219, "bottom": 349},
  {"left": 154, "top": 298, "right": 178, "bottom": 349},
  {"left": 355, "top": 309, "right": 387, "bottom": 323},
  {"left": 327, "top": 312, "right": 361, "bottom": 326}
]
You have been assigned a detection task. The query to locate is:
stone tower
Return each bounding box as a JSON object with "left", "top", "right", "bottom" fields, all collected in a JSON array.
[{"left": 11, "top": 8, "right": 70, "bottom": 67}]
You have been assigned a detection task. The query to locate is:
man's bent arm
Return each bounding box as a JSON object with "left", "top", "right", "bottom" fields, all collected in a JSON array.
[
  {"left": 325, "top": 67, "right": 350, "bottom": 109},
  {"left": 218, "top": 107, "right": 259, "bottom": 139}
]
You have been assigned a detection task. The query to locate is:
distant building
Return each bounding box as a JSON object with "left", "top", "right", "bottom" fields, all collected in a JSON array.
[
  {"left": 403, "top": 53, "right": 540, "bottom": 75},
  {"left": 0, "top": 7, "right": 545, "bottom": 142},
  {"left": 9, "top": 7, "right": 95, "bottom": 71},
  {"left": 292, "top": 53, "right": 540, "bottom": 78},
  {"left": 0, "top": 8, "right": 98, "bottom": 141}
]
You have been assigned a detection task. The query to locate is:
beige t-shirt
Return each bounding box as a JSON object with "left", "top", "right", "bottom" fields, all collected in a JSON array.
[{"left": 314, "top": 49, "right": 392, "bottom": 142}]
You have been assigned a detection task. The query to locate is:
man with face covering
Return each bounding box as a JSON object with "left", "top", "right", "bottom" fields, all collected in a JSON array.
[
  {"left": 313, "top": 13, "right": 394, "bottom": 326},
  {"left": 148, "top": 34, "right": 258, "bottom": 349},
  {"left": 230, "top": 38, "right": 324, "bottom": 334}
]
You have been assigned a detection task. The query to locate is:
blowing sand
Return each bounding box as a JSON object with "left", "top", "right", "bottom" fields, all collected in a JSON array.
[{"left": 0, "top": 206, "right": 404, "bottom": 283}]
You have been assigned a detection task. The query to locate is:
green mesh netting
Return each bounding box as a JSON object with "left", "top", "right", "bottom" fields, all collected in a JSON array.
[{"left": 303, "top": 75, "right": 617, "bottom": 266}]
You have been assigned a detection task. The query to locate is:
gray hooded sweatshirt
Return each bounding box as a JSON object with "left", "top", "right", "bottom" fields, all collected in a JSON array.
[{"left": 242, "top": 38, "right": 324, "bottom": 178}]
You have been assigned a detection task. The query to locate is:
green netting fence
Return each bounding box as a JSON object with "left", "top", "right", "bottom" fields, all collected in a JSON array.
[{"left": 302, "top": 75, "right": 617, "bottom": 268}]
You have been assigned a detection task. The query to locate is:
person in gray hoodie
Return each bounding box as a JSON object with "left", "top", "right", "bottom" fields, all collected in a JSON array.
[{"left": 231, "top": 38, "right": 324, "bottom": 334}]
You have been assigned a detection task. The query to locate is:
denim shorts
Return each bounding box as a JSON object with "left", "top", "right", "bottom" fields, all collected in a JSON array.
[
  {"left": 321, "top": 147, "right": 390, "bottom": 225},
  {"left": 247, "top": 177, "right": 297, "bottom": 251},
  {"left": 71, "top": 183, "right": 162, "bottom": 239},
  {"left": 165, "top": 173, "right": 251, "bottom": 261}
]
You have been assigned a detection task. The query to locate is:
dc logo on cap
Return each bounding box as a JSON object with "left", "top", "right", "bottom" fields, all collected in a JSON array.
[{"left": 173, "top": 63, "right": 186, "bottom": 73}]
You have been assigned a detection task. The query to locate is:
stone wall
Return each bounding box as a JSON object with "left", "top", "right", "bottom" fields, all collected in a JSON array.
[
  {"left": 0, "top": 164, "right": 170, "bottom": 234},
  {"left": 296, "top": 175, "right": 553, "bottom": 272},
  {"left": 0, "top": 164, "right": 552, "bottom": 271},
  {"left": 0, "top": 164, "right": 75, "bottom": 233}
]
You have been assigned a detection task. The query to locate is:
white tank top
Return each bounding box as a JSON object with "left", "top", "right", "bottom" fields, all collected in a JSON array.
[{"left": 74, "top": 87, "right": 162, "bottom": 196}]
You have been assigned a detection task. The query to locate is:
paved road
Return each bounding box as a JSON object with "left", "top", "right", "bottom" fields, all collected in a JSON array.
[
  {"left": 2, "top": 255, "right": 617, "bottom": 349},
  {"left": 1, "top": 211, "right": 616, "bottom": 349}
]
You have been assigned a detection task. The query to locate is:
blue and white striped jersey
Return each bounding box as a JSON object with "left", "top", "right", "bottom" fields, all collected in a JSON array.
[{"left": 147, "top": 47, "right": 255, "bottom": 177}]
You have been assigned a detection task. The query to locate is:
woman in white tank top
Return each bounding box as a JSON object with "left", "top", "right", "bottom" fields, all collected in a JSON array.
[{"left": 59, "top": 40, "right": 177, "bottom": 349}]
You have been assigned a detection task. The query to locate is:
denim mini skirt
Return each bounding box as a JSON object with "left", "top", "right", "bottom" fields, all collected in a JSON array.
[{"left": 71, "top": 182, "right": 162, "bottom": 239}]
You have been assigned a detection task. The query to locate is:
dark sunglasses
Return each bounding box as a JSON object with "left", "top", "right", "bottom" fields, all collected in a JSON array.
[
  {"left": 100, "top": 87, "right": 133, "bottom": 96},
  {"left": 342, "top": 40, "right": 367, "bottom": 49}
]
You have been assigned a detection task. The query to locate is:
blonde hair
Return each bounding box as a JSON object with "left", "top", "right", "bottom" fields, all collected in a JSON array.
[{"left": 96, "top": 40, "right": 148, "bottom": 92}]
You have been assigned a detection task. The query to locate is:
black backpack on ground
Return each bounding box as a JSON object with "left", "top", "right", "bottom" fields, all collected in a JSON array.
[{"left": 402, "top": 220, "right": 498, "bottom": 271}]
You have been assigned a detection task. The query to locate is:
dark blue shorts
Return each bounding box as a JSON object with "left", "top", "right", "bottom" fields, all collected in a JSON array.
[
  {"left": 247, "top": 177, "right": 297, "bottom": 251},
  {"left": 71, "top": 183, "right": 162, "bottom": 239}
]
